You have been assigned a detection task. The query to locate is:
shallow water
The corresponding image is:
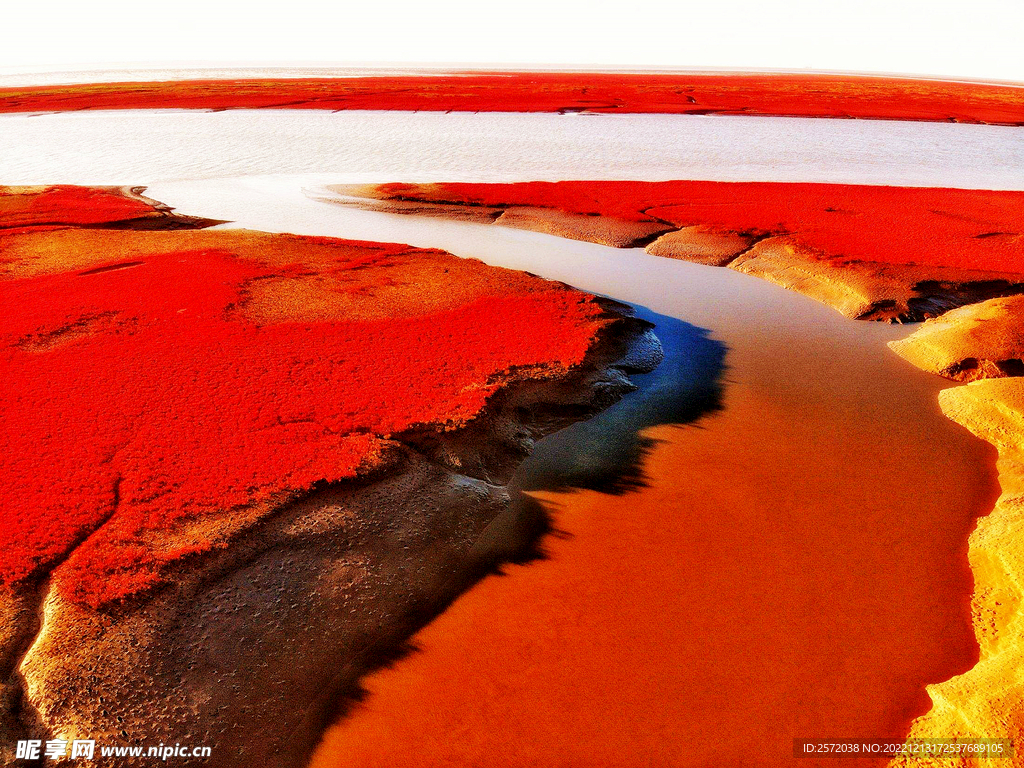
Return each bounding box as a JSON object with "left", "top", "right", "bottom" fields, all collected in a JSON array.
[
  {"left": 145, "top": 178, "right": 999, "bottom": 767},
  {"left": 1, "top": 110, "right": 1023, "bottom": 188}
]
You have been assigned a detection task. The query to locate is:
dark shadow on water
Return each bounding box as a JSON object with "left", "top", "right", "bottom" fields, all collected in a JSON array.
[{"left": 517, "top": 303, "right": 728, "bottom": 496}]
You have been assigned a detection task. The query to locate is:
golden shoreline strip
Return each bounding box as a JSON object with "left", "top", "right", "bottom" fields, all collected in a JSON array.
[{"left": 890, "top": 306, "right": 1024, "bottom": 765}]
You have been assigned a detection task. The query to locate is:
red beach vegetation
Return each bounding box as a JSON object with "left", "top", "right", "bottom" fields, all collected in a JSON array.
[
  {"left": 360, "top": 180, "right": 1024, "bottom": 272},
  {"left": 0, "top": 186, "right": 607, "bottom": 608},
  {"left": 0, "top": 72, "right": 1021, "bottom": 124}
]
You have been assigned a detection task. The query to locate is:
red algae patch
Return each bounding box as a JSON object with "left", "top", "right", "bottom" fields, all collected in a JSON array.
[
  {"left": 1, "top": 73, "right": 1022, "bottom": 124},
  {"left": 0, "top": 185, "right": 165, "bottom": 229},
  {"left": 0, "top": 189, "right": 608, "bottom": 608},
  {"left": 354, "top": 181, "right": 1024, "bottom": 273}
]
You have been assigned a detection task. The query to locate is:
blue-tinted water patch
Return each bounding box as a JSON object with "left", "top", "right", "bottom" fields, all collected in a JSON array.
[{"left": 517, "top": 303, "right": 727, "bottom": 495}]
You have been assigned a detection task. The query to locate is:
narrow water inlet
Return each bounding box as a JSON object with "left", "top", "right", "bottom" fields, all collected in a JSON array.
[{"left": 137, "top": 177, "right": 1002, "bottom": 767}]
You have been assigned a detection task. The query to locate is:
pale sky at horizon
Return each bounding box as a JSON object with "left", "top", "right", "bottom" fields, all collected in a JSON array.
[{"left": 2, "top": 0, "right": 1023, "bottom": 85}]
